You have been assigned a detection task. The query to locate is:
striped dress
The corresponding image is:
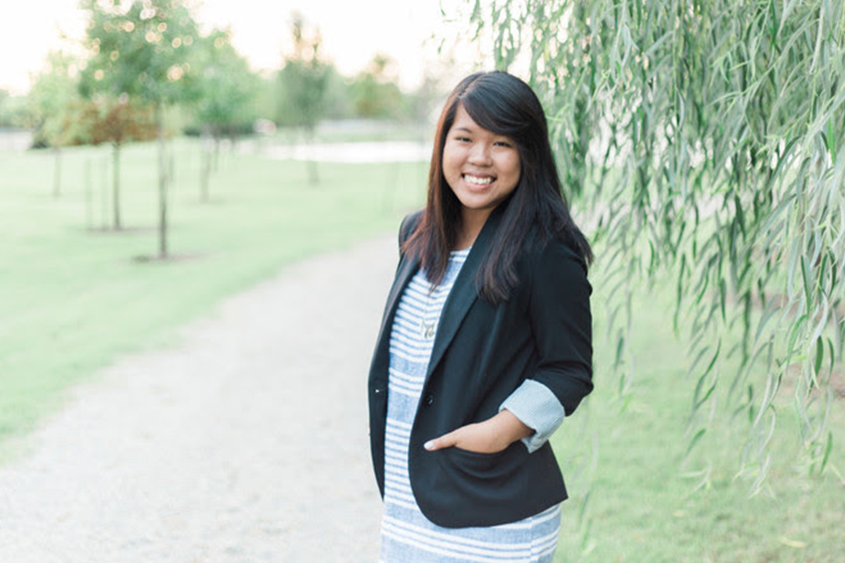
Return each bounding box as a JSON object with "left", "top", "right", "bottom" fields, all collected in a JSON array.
[{"left": 380, "top": 248, "right": 561, "bottom": 563}]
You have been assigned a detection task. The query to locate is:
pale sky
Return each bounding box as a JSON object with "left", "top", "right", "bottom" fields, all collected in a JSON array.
[{"left": 0, "top": 0, "right": 478, "bottom": 95}]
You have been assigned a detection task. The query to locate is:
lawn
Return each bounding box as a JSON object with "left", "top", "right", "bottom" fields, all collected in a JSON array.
[
  {"left": 553, "top": 268, "right": 845, "bottom": 562},
  {"left": 0, "top": 138, "right": 426, "bottom": 449}
]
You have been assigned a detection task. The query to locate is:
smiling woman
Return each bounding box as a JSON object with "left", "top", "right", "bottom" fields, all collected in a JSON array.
[{"left": 367, "top": 71, "right": 594, "bottom": 562}]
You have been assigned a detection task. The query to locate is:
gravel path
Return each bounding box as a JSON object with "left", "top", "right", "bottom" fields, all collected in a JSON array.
[{"left": 0, "top": 235, "right": 398, "bottom": 562}]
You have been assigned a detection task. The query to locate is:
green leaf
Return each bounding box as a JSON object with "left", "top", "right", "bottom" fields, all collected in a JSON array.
[
  {"left": 813, "top": 338, "right": 824, "bottom": 375},
  {"left": 820, "top": 431, "right": 833, "bottom": 473},
  {"left": 683, "top": 428, "right": 707, "bottom": 461}
]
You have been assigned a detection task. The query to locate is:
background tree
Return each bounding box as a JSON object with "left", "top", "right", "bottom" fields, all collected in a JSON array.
[
  {"left": 407, "top": 69, "right": 447, "bottom": 131},
  {"left": 25, "top": 51, "right": 88, "bottom": 198},
  {"left": 349, "top": 54, "right": 406, "bottom": 120},
  {"left": 0, "top": 90, "right": 9, "bottom": 123},
  {"left": 85, "top": 96, "right": 157, "bottom": 229},
  {"left": 276, "top": 13, "right": 328, "bottom": 184},
  {"left": 0, "top": 89, "right": 20, "bottom": 128},
  {"left": 320, "top": 66, "right": 354, "bottom": 121},
  {"left": 80, "top": 0, "right": 200, "bottom": 257},
  {"left": 191, "top": 28, "right": 259, "bottom": 201},
  {"left": 465, "top": 0, "right": 845, "bottom": 484}
]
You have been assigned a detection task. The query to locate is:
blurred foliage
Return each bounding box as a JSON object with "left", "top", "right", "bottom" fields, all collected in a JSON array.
[
  {"left": 25, "top": 52, "right": 89, "bottom": 149},
  {"left": 349, "top": 54, "right": 407, "bottom": 120},
  {"left": 275, "top": 13, "right": 329, "bottom": 134},
  {"left": 0, "top": 90, "right": 10, "bottom": 127},
  {"left": 0, "top": 90, "right": 29, "bottom": 129},
  {"left": 276, "top": 13, "right": 330, "bottom": 185},
  {"left": 21, "top": 51, "right": 90, "bottom": 197},
  {"left": 466, "top": 0, "right": 845, "bottom": 485},
  {"left": 12, "top": 3, "right": 431, "bottom": 151},
  {"left": 78, "top": 0, "right": 200, "bottom": 107},
  {"left": 320, "top": 66, "right": 355, "bottom": 121},
  {"left": 188, "top": 28, "right": 259, "bottom": 141},
  {"left": 83, "top": 98, "right": 157, "bottom": 148}
]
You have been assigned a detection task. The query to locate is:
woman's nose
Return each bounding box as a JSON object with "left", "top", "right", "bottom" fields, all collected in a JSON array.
[{"left": 468, "top": 143, "right": 493, "bottom": 165}]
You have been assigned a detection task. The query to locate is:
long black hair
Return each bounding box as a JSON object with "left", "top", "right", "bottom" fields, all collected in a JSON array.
[{"left": 404, "top": 71, "right": 592, "bottom": 303}]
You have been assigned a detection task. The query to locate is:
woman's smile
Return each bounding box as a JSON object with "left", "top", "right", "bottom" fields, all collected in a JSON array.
[{"left": 463, "top": 173, "right": 495, "bottom": 187}]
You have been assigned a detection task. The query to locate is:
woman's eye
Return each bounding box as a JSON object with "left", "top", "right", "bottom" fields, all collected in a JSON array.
[
  {"left": 455, "top": 136, "right": 471, "bottom": 143},
  {"left": 494, "top": 141, "right": 512, "bottom": 148}
]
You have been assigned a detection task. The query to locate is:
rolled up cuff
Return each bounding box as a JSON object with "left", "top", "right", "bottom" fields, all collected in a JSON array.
[{"left": 500, "top": 379, "right": 566, "bottom": 453}]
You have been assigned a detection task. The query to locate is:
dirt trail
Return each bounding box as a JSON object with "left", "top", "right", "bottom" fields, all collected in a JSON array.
[{"left": 0, "top": 235, "right": 398, "bottom": 562}]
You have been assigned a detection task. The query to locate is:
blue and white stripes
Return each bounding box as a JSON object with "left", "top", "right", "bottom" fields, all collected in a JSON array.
[
  {"left": 379, "top": 248, "right": 561, "bottom": 563},
  {"left": 380, "top": 505, "right": 561, "bottom": 563}
]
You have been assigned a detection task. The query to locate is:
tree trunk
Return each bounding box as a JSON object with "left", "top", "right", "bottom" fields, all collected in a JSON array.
[
  {"left": 228, "top": 126, "right": 238, "bottom": 152},
  {"left": 305, "top": 126, "right": 318, "bottom": 185},
  {"left": 112, "top": 142, "right": 122, "bottom": 230},
  {"left": 200, "top": 145, "right": 211, "bottom": 203},
  {"left": 100, "top": 156, "right": 109, "bottom": 229},
  {"left": 213, "top": 129, "right": 220, "bottom": 172},
  {"left": 52, "top": 147, "right": 62, "bottom": 198},
  {"left": 84, "top": 159, "right": 93, "bottom": 230},
  {"left": 199, "top": 126, "right": 211, "bottom": 202},
  {"left": 156, "top": 104, "right": 168, "bottom": 259}
]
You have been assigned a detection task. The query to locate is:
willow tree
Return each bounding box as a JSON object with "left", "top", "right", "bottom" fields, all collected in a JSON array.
[{"left": 464, "top": 0, "right": 845, "bottom": 484}]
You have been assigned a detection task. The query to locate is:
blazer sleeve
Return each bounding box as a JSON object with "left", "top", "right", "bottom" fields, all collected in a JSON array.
[{"left": 526, "top": 240, "right": 593, "bottom": 416}]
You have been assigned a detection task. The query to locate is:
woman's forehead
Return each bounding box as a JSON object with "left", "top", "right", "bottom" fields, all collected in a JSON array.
[
  {"left": 450, "top": 105, "right": 512, "bottom": 137},
  {"left": 451, "top": 105, "right": 477, "bottom": 129}
]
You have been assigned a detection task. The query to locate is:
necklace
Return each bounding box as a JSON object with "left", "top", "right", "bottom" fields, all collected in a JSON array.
[
  {"left": 417, "top": 249, "right": 468, "bottom": 340},
  {"left": 419, "top": 287, "right": 437, "bottom": 339}
]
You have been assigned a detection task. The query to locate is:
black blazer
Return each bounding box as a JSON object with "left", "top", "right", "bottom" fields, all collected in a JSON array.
[{"left": 367, "top": 205, "right": 593, "bottom": 528}]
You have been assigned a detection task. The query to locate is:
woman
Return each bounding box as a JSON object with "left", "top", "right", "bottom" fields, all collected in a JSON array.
[{"left": 368, "top": 71, "right": 593, "bottom": 562}]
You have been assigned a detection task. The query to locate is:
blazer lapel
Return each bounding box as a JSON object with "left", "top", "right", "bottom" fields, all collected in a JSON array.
[{"left": 425, "top": 207, "right": 503, "bottom": 382}]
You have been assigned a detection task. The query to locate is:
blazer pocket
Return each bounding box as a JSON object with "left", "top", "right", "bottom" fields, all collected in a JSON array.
[{"left": 442, "top": 442, "right": 524, "bottom": 481}]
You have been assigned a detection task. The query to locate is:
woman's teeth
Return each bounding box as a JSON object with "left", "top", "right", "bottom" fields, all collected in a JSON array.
[{"left": 464, "top": 175, "right": 493, "bottom": 186}]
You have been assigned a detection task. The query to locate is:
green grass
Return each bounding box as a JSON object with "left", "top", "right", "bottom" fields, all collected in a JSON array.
[
  {"left": 0, "top": 139, "right": 427, "bottom": 447},
  {"left": 553, "top": 269, "right": 845, "bottom": 562}
]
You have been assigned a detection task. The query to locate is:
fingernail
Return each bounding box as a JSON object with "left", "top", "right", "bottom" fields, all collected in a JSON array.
[{"left": 424, "top": 441, "right": 434, "bottom": 450}]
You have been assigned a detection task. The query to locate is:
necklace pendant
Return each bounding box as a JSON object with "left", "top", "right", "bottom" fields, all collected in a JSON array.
[{"left": 420, "top": 319, "right": 436, "bottom": 339}]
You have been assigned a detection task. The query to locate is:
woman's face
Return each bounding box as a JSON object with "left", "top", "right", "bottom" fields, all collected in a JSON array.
[{"left": 442, "top": 105, "right": 521, "bottom": 222}]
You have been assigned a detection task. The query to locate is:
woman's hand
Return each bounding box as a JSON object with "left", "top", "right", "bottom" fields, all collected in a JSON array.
[{"left": 424, "top": 410, "right": 534, "bottom": 454}]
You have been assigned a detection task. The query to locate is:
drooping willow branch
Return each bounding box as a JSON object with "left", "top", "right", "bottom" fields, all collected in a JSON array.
[{"left": 460, "top": 0, "right": 845, "bottom": 485}]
